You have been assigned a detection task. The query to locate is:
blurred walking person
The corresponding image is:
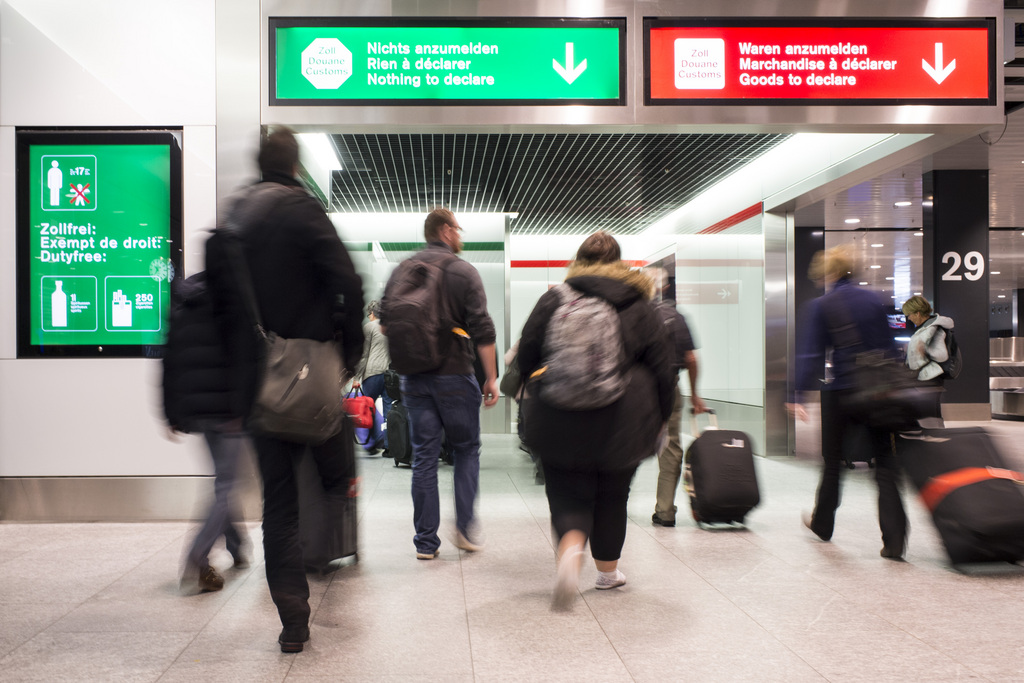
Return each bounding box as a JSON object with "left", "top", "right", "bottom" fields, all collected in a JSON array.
[
  {"left": 786, "top": 246, "right": 909, "bottom": 560},
  {"left": 517, "top": 232, "right": 674, "bottom": 610},
  {"left": 646, "top": 267, "right": 707, "bottom": 527},
  {"left": 206, "top": 126, "right": 365, "bottom": 652},
  {"left": 163, "top": 271, "right": 252, "bottom": 593}
]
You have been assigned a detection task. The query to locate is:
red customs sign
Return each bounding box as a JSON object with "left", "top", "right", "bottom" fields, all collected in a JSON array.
[{"left": 645, "top": 18, "right": 995, "bottom": 105}]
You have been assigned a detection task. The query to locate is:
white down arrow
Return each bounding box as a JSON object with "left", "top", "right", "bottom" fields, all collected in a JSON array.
[
  {"left": 553, "top": 43, "right": 587, "bottom": 84},
  {"left": 922, "top": 42, "right": 956, "bottom": 84}
]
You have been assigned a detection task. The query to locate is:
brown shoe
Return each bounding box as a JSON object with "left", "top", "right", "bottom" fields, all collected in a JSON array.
[
  {"left": 198, "top": 565, "right": 225, "bottom": 592},
  {"left": 278, "top": 625, "right": 310, "bottom": 653}
]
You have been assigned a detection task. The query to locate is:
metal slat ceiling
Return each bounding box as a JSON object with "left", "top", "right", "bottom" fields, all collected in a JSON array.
[{"left": 327, "top": 133, "right": 790, "bottom": 235}]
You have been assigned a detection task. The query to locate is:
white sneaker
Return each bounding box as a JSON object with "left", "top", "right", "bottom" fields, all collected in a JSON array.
[
  {"left": 551, "top": 545, "right": 584, "bottom": 611},
  {"left": 595, "top": 569, "right": 626, "bottom": 590}
]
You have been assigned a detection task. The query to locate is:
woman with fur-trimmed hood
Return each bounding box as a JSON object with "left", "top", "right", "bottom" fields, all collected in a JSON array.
[{"left": 518, "top": 231, "right": 675, "bottom": 611}]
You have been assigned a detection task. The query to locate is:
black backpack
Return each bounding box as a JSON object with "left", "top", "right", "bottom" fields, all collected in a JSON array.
[
  {"left": 382, "top": 253, "right": 458, "bottom": 375},
  {"left": 939, "top": 327, "right": 963, "bottom": 379},
  {"left": 163, "top": 272, "right": 233, "bottom": 431}
]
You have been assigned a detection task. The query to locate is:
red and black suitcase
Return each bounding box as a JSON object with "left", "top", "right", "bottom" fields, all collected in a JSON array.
[
  {"left": 684, "top": 409, "right": 760, "bottom": 526},
  {"left": 895, "top": 428, "right": 1024, "bottom": 565}
]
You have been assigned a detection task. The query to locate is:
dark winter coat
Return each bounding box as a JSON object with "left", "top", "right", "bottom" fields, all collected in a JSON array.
[
  {"left": 162, "top": 272, "right": 239, "bottom": 432},
  {"left": 792, "top": 276, "right": 896, "bottom": 399},
  {"left": 518, "top": 262, "right": 676, "bottom": 472},
  {"left": 205, "top": 174, "right": 365, "bottom": 417}
]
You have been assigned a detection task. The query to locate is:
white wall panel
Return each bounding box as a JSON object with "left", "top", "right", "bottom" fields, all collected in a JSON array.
[
  {"left": 0, "top": 359, "right": 210, "bottom": 476},
  {"left": 0, "top": 0, "right": 216, "bottom": 126},
  {"left": 181, "top": 126, "right": 218, "bottom": 277},
  {"left": 0, "top": 2, "right": 218, "bottom": 478},
  {"left": 677, "top": 229, "right": 764, "bottom": 407}
]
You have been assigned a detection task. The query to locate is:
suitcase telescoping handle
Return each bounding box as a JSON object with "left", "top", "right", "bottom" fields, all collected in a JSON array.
[{"left": 690, "top": 407, "right": 718, "bottom": 434}]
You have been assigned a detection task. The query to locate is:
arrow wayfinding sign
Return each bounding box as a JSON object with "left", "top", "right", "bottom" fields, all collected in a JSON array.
[
  {"left": 645, "top": 18, "right": 995, "bottom": 105},
  {"left": 271, "top": 17, "right": 625, "bottom": 105}
]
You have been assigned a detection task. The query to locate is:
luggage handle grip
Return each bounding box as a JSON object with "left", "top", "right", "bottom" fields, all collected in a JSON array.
[{"left": 690, "top": 407, "right": 718, "bottom": 434}]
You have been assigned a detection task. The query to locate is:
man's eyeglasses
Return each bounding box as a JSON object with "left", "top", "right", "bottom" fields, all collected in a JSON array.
[{"left": 448, "top": 223, "right": 463, "bottom": 233}]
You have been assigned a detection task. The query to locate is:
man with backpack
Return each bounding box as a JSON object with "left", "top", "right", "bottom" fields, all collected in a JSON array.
[
  {"left": 379, "top": 208, "right": 499, "bottom": 560},
  {"left": 647, "top": 267, "right": 707, "bottom": 528}
]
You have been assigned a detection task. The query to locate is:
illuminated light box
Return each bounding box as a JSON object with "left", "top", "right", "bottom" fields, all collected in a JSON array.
[
  {"left": 270, "top": 17, "right": 626, "bottom": 105},
  {"left": 16, "top": 129, "right": 183, "bottom": 357},
  {"left": 645, "top": 17, "right": 996, "bottom": 106}
]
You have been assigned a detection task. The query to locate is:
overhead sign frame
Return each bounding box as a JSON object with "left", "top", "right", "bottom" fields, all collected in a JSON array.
[
  {"left": 644, "top": 17, "right": 997, "bottom": 107},
  {"left": 15, "top": 128, "right": 183, "bottom": 358},
  {"left": 269, "top": 16, "right": 627, "bottom": 106}
]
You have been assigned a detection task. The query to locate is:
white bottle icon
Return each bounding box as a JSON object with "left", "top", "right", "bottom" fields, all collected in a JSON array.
[{"left": 52, "top": 280, "right": 68, "bottom": 327}]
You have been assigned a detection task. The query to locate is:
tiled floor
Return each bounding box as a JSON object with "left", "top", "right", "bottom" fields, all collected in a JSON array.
[{"left": 3, "top": 422, "right": 1024, "bottom": 682}]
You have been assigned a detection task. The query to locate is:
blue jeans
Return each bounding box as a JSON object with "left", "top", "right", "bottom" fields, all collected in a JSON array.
[
  {"left": 187, "top": 423, "right": 249, "bottom": 568},
  {"left": 401, "top": 373, "right": 482, "bottom": 553},
  {"left": 360, "top": 373, "right": 395, "bottom": 449}
]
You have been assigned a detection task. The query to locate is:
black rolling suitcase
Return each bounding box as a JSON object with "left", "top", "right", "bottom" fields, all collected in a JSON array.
[
  {"left": 684, "top": 409, "right": 760, "bottom": 526},
  {"left": 296, "top": 436, "right": 358, "bottom": 572},
  {"left": 389, "top": 401, "right": 413, "bottom": 467},
  {"left": 895, "top": 428, "right": 1024, "bottom": 565},
  {"left": 389, "top": 400, "right": 452, "bottom": 467}
]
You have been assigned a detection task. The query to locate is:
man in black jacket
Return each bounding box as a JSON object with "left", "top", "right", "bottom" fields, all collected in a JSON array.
[{"left": 206, "top": 127, "right": 365, "bottom": 653}]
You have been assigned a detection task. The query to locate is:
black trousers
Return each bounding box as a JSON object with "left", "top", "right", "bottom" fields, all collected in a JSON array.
[
  {"left": 811, "top": 389, "right": 907, "bottom": 550},
  {"left": 252, "top": 425, "right": 353, "bottom": 629},
  {"left": 542, "top": 463, "right": 638, "bottom": 562}
]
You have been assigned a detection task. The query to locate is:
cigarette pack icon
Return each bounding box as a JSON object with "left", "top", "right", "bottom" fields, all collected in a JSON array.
[{"left": 111, "top": 290, "right": 132, "bottom": 327}]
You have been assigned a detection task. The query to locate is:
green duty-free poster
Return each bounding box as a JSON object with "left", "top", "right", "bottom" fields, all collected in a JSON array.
[{"left": 17, "top": 130, "right": 182, "bottom": 357}]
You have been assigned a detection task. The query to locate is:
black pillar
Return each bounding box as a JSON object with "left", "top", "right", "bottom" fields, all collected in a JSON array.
[
  {"left": 795, "top": 228, "right": 825, "bottom": 313},
  {"left": 922, "top": 170, "right": 990, "bottom": 418}
]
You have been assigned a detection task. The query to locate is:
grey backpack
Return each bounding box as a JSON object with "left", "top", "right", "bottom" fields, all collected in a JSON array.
[{"left": 536, "top": 283, "right": 627, "bottom": 411}]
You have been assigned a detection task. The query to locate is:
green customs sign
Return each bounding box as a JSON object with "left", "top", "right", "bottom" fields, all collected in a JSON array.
[
  {"left": 16, "top": 130, "right": 183, "bottom": 357},
  {"left": 269, "top": 17, "right": 626, "bottom": 105}
]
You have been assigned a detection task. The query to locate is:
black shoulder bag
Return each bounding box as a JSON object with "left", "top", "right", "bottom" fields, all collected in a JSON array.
[
  {"left": 825, "top": 299, "right": 937, "bottom": 432},
  {"left": 221, "top": 186, "right": 347, "bottom": 445}
]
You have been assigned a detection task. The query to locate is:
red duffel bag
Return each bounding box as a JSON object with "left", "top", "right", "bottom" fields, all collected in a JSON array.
[{"left": 342, "top": 384, "right": 376, "bottom": 430}]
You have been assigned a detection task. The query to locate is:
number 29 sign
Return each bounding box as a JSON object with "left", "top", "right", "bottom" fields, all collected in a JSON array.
[{"left": 941, "top": 250, "right": 985, "bottom": 281}]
